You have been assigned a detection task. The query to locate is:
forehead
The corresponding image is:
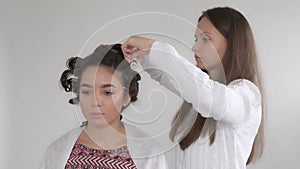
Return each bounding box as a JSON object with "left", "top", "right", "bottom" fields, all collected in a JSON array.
[
  {"left": 196, "top": 17, "right": 217, "bottom": 34},
  {"left": 80, "top": 66, "right": 122, "bottom": 86}
]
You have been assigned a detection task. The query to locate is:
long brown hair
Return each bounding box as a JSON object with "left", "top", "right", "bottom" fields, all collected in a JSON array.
[{"left": 170, "top": 7, "right": 264, "bottom": 165}]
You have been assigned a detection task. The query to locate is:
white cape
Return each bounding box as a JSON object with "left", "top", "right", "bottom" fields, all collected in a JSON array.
[{"left": 39, "top": 123, "right": 168, "bottom": 169}]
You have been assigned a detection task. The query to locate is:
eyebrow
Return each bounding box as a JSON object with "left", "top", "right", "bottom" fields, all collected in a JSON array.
[
  {"left": 100, "top": 84, "right": 116, "bottom": 88},
  {"left": 80, "top": 84, "right": 93, "bottom": 88},
  {"left": 80, "top": 83, "right": 116, "bottom": 88},
  {"left": 195, "top": 32, "right": 213, "bottom": 41},
  {"left": 202, "top": 31, "right": 211, "bottom": 35},
  {"left": 195, "top": 31, "right": 211, "bottom": 36}
]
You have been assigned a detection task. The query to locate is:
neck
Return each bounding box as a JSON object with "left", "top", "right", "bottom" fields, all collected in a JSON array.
[
  {"left": 208, "top": 65, "right": 226, "bottom": 84},
  {"left": 83, "top": 120, "right": 126, "bottom": 149}
]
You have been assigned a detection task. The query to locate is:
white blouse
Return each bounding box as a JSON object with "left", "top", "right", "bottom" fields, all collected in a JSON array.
[{"left": 141, "top": 41, "right": 262, "bottom": 169}]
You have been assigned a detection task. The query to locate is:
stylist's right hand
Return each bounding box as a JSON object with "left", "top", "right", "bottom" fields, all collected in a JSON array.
[{"left": 121, "top": 36, "right": 155, "bottom": 63}]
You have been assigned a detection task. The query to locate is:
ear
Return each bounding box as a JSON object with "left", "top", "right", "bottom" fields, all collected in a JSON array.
[{"left": 123, "top": 94, "right": 131, "bottom": 107}]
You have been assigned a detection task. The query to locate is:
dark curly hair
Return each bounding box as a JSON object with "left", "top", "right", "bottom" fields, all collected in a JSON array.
[{"left": 60, "top": 44, "right": 141, "bottom": 105}]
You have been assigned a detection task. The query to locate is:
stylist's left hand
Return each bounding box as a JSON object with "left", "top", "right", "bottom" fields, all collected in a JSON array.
[{"left": 121, "top": 36, "right": 155, "bottom": 63}]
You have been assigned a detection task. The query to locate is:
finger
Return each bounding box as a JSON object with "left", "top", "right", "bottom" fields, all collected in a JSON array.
[
  {"left": 121, "top": 44, "right": 133, "bottom": 58},
  {"left": 121, "top": 43, "right": 131, "bottom": 52},
  {"left": 123, "top": 52, "right": 132, "bottom": 60},
  {"left": 131, "top": 47, "right": 138, "bottom": 53},
  {"left": 124, "top": 56, "right": 132, "bottom": 63},
  {"left": 123, "top": 45, "right": 138, "bottom": 55}
]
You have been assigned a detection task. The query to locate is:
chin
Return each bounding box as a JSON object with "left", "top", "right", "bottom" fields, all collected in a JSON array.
[{"left": 88, "top": 119, "right": 109, "bottom": 127}]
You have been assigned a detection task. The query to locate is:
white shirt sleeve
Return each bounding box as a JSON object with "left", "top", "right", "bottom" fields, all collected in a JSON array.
[{"left": 140, "top": 41, "right": 261, "bottom": 126}]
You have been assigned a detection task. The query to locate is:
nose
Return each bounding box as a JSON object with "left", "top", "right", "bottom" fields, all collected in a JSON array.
[
  {"left": 192, "top": 43, "right": 197, "bottom": 53},
  {"left": 92, "top": 91, "right": 103, "bottom": 107},
  {"left": 192, "top": 44, "right": 195, "bottom": 52},
  {"left": 192, "top": 42, "right": 199, "bottom": 52}
]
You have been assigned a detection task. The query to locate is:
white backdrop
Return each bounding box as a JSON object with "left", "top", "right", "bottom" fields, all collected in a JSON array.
[{"left": 1, "top": 0, "right": 300, "bottom": 168}]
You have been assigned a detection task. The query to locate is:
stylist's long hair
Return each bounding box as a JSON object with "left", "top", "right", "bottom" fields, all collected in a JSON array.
[{"left": 169, "top": 7, "right": 265, "bottom": 165}]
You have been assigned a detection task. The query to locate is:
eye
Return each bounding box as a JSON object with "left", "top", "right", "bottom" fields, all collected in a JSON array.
[
  {"left": 102, "top": 91, "right": 114, "bottom": 96},
  {"left": 201, "top": 35, "right": 211, "bottom": 42},
  {"left": 81, "top": 90, "right": 91, "bottom": 95}
]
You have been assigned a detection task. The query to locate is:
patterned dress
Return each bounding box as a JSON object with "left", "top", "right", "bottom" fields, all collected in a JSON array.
[{"left": 65, "top": 141, "right": 137, "bottom": 169}]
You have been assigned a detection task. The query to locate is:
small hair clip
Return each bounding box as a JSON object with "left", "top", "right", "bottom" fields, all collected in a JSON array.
[
  {"left": 80, "top": 121, "right": 88, "bottom": 127},
  {"left": 130, "top": 59, "right": 138, "bottom": 70},
  {"left": 130, "top": 58, "right": 143, "bottom": 73}
]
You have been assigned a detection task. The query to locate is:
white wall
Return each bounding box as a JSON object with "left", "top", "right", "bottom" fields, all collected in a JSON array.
[
  {"left": 0, "top": 22, "right": 11, "bottom": 169},
  {"left": 1, "top": 0, "right": 300, "bottom": 168}
]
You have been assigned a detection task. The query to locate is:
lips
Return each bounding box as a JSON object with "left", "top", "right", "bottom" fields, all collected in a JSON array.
[
  {"left": 195, "top": 55, "right": 202, "bottom": 61},
  {"left": 90, "top": 112, "right": 105, "bottom": 118}
]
